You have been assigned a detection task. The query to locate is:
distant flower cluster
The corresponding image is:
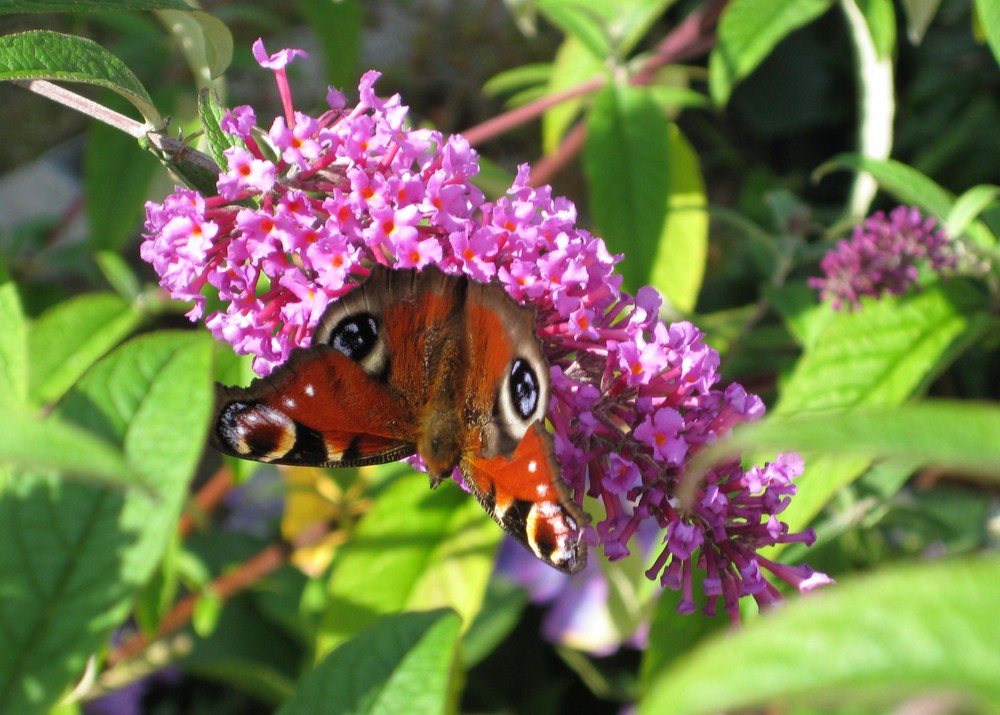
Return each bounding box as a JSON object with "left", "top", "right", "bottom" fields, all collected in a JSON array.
[
  {"left": 810, "top": 206, "right": 956, "bottom": 309},
  {"left": 142, "top": 39, "right": 829, "bottom": 624}
]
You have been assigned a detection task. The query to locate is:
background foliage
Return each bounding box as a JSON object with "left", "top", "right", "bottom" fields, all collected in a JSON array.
[{"left": 1, "top": 0, "right": 1000, "bottom": 713}]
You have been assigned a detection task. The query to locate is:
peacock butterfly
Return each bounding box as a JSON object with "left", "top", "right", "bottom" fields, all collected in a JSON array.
[{"left": 211, "top": 264, "right": 588, "bottom": 573}]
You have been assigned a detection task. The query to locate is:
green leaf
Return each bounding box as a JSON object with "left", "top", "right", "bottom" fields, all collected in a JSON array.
[
  {"left": 975, "top": 0, "right": 1000, "bottom": 67},
  {"left": 856, "top": 0, "right": 897, "bottom": 59},
  {"left": 0, "top": 273, "right": 28, "bottom": 407},
  {"left": 0, "top": 332, "right": 213, "bottom": 714},
  {"left": 816, "top": 154, "right": 997, "bottom": 246},
  {"left": 695, "top": 401, "right": 1000, "bottom": 486},
  {"left": 84, "top": 117, "right": 162, "bottom": 251},
  {"left": 94, "top": 250, "right": 142, "bottom": 302},
  {"left": 900, "top": 0, "right": 942, "bottom": 44},
  {"left": 648, "top": 125, "right": 707, "bottom": 313},
  {"left": 542, "top": 37, "right": 605, "bottom": 154},
  {"left": 584, "top": 83, "right": 671, "bottom": 293},
  {"left": 945, "top": 184, "right": 1000, "bottom": 238},
  {"left": 537, "top": 0, "right": 613, "bottom": 59},
  {"left": 0, "top": 406, "right": 135, "bottom": 488},
  {"left": 27, "top": 292, "right": 142, "bottom": 406},
  {"left": 0, "top": 31, "right": 159, "bottom": 125},
  {"left": 709, "top": 0, "right": 836, "bottom": 105},
  {"left": 641, "top": 557, "right": 1000, "bottom": 714},
  {"left": 318, "top": 475, "right": 501, "bottom": 656},
  {"left": 278, "top": 611, "right": 461, "bottom": 715},
  {"left": 459, "top": 578, "right": 528, "bottom": 668},
  {"left": 817, "top": 154, "right": 952, "bottom": 215},
  {"left": 199, "top": 87, "right": 241, "bottom": 170},
  {"left": 157, "top": 9, "right": 233, "bottom": 80},
  {"left": 778, "top": 281, "right": 988, "bottom": 413},
  {"left": 484, "top": 63, "right": 553, "bottom": 98},
  {"left": 297, "top": 0, "right": 361, "bottom": 90},
  {"left": 537, "top": 0, "right": 679, "bottom": 60},
  {"left": 318, "top": 474, "right": 503, "bottom": 653},
  {"left": 771, "top": 280, "right": 990, "bottom": 534}
]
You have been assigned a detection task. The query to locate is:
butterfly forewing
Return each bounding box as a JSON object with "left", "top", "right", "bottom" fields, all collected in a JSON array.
[{"left": 212, "top": 347, "right": 417, "bottom": 467}]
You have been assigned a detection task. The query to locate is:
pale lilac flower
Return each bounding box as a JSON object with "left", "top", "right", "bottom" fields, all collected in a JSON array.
[
  {"left": 810, "top": 205, "right": 956, "bottom": 309},
  {"left": 141, "top": 40, "right": 829, "bottom": 621}
]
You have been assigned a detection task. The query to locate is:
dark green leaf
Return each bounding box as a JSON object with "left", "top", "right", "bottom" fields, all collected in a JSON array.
[
  {"left": 84, "top": 118, "right": 161, "bottom": 251},
  {"left": 709, "top": 0, "right": 836, "bottom": 105},
  {"left": 584, "top": 83, "right": 671, "bottom": 293},
  {"left": 641, "top": 557, "right": 1000, "bottom": 714},
  {"left": 297, "top": 0, "right": 361, "bottom": 90},
  {"left": 278, "top": 610, "right": 461, "bottom": 715}
]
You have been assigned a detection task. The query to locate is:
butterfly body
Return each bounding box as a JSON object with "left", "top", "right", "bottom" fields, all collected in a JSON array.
[{"left": 212, "top": 265, "right": 587, "bottom": 573}]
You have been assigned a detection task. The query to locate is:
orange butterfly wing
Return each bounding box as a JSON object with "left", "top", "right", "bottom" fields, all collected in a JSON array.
[
  {"left": 212, "top": 346, "right": 417, "bottom": 467},
  {"left": 461, "top": 422, "right": 587, "bottom": 573}
]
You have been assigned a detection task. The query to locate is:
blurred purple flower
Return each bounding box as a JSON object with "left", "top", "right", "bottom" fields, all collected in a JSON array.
[
  {"left": 141, "top": 39, "right": 829, "bottom": 620},
  {"left": 809, "top": 206, "right": 956, "bottom": 309}
]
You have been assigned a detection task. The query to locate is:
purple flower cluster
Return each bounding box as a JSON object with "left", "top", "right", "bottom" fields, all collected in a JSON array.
[
  {"left": 142, "top": 40, "right": 829, "bottom": 621},
  {"left": 810, "top": 206, "right": 956, "bottom": 309}
]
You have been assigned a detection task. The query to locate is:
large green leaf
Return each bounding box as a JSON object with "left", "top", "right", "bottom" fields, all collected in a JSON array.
[
  {"left": 0, "top": 31, "right": 159, "bottom": 125},
  {"left": 641, "top": 556, "right": 1000, "bottom": 714},
  {"left": 584, "top": 83, "right": 671, "bottom": 293},
  {"left": 648, "top": 125, "right": 707, "bottom": 313},
  {"left": 693, "top": 400, "right": 1000, "bottom": 487},
  {"left": 0, "top": 405, "right": 134, "bottom": 488},
  {"left": 318, "top": 475, "right": 501, "bottom": 656},
  {"left": 773, "top": 280, "right": 990, "bottom": 534},
  {"left": 0, "top": 332, "right": 213, "bottom": 715},
  {"left": 279, "top": 610, "right": 461, "bottom": 715},
  {"left": 28, "top": 292, "right": 142, "bottom": 405},
  {"left": 709, "top": 0, "right": 836, "bottom": 105}
]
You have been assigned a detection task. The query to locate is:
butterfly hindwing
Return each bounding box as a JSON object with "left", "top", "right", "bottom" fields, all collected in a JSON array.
[{"left": 462, "top": 422, "right": 587, "bottom": 574}]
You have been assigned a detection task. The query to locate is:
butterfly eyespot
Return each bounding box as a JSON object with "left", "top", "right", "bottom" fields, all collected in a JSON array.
[
  {"left": 329, "top": 314, "right": 379, "bottom": 360},
  {"left": 509, "top": 359, "right": 539, "bottom": 420}
]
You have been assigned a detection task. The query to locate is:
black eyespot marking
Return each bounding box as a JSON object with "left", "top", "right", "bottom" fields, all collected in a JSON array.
[
  {"left": 509, "top": 359, "right": 539, "bottom": 420},
  {"left": 329, "top": 314, "right": 378, "bottom": 360}
]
